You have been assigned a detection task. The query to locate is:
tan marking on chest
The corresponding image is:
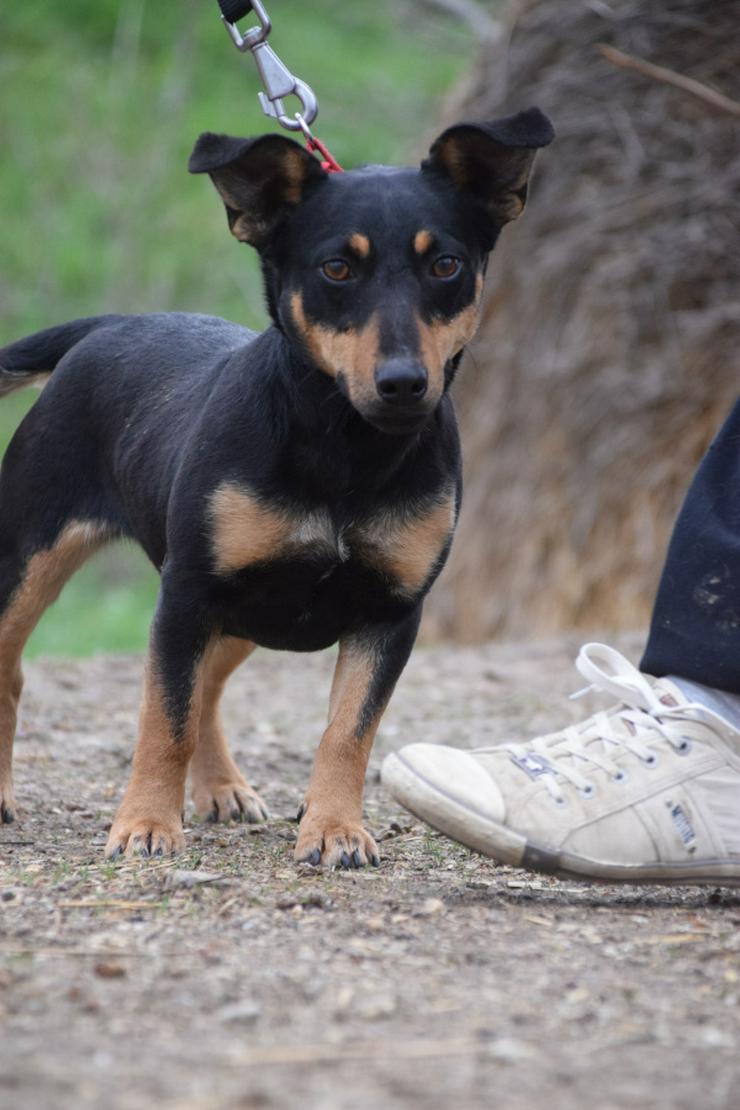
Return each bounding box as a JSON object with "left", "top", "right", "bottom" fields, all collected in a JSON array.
[
  {"left": 209, "top": 483, "right": 337, "bottom": 575},
  {"left": 355, "top": 492, "right": 457, "bottom": 596}
]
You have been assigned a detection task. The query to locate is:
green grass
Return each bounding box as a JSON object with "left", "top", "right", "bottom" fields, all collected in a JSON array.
[
  {"left": 1, "top": 0, "right": 479, "bottom": 656},
  {"left": 25, "top": 547, "right": 161, "bottom": 659}
]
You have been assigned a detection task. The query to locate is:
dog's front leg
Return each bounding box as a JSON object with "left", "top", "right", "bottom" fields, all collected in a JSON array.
[
  {"left": 295, "top": 607, "right": 422, "bottom": 869},
  {"left": 106, "top": 577, "right": 212, "bottom": 859}
]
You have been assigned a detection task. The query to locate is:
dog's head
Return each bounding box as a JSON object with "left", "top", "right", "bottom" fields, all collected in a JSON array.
[{"left": 189, "top": 110, "right": 554, "bottom": 435}]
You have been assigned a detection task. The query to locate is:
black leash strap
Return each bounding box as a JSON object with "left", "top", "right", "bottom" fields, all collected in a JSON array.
[{"left": 216, "top": 1, "right": 253, "bottom": 21}]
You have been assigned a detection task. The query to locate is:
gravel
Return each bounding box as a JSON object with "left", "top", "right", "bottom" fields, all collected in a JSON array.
[{"left": 1, "top": 635, "right": 738, "bottom": 1109}]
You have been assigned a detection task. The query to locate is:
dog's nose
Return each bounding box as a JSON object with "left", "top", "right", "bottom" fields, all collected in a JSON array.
[{"left": 375, "top": 360, "right": 428, "bottom": 406}]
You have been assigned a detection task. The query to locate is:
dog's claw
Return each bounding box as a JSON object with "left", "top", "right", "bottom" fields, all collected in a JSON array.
[
  {"left": 195, "top": 784, "right": 269, "bottom": 826},
  {"left": 370, "top": 853, "right": 381, "bottom": 868},
  {"left": 295, "top": 817, "right": 380, "bottom": 869},
  {"left": 1, "top": 804, "right": 15, "bottom": 825},
  {"left": 296, "top": 803, "right": 306, "bottom": 823}
]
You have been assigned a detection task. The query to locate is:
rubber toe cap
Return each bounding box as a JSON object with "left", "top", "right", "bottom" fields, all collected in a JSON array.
[{"left": 382, "top": 743, "right": 506, "bottom": 824}]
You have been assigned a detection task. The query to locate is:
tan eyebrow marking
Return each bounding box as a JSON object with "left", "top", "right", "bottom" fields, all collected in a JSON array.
[
  {"left": 349, "top": 233, "right": 371, "bottom": 258},
  {"left": 414, "top": 230, "right": 434, "bottom": 255}
]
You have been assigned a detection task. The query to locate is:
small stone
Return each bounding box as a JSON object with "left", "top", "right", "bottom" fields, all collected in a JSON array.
[
  {"left": 217, "top": 999, "right": 261, "bottom": 1025},
  {"left": 417, "top": 898, "right": 445, "bottom": 917},
  {"left": 164, "top": 870, "right": 227, "bottom": 891},
  {"left": 357, "top": 992, "right": 397, "bottom": 1020},
  {"left": 701, "top": 1026, "right": 734, "bottom": 1049},
  {"left": 334, "top": 986, "right": 355, "bottom": 1015},
  {"left": 489, "top": 1037, "right": 536, "bottom": 1062}
]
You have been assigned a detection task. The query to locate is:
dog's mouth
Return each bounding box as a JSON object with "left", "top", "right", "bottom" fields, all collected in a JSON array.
[
  {"left": 364, "top": 409, "right": 433, "bottom": 437},
  {"left": 335, "top": 373, "right": 436, "bottom": 436}
]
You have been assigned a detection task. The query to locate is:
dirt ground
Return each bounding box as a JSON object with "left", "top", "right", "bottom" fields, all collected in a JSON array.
[{"left": 1, "top": 635, "right": 739, "bottom": 1110}]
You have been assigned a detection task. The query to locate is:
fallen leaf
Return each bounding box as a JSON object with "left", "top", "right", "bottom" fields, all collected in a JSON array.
[
  {"left": 94, "top": 961, "right": 126, "bottom": 979},
  {"left": 417, "top": 898, "right": 445, "bottom": 917},
  {"left": 164, "top": 870, "right": 231, "bottom": 891}
]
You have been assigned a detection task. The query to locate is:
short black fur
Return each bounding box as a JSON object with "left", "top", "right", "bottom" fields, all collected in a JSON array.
[{"left": 0, "top": 108, "right": 554, "bottom": 862}]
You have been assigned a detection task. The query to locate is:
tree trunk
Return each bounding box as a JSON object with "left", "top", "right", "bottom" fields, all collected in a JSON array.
[{"left": 423, "top": 0, "right": 740, "bottom": 642}]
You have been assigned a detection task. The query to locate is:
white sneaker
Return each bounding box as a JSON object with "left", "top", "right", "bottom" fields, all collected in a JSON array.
[{"left": 382, "top": 644, "right": 740, "bottom": 885}]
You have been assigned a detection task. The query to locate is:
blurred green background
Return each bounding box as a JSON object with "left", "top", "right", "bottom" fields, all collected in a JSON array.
[{"left": 1, "top": 0, "right": 477, "bottom": 657}]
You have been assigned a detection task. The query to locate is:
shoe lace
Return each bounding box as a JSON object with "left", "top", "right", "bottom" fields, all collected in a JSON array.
[{"left": 504, "top": 643, "right": 716, "bottom": 803}]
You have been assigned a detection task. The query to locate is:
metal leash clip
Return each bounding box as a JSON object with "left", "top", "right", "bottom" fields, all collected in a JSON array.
[{"left": 220, "top": 0, "right": 319, "bottom": 133}]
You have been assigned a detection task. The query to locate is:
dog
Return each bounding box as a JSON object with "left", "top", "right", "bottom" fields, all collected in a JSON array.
[{"left": 0, "top": 108, "right": 553, "bottom": 866}]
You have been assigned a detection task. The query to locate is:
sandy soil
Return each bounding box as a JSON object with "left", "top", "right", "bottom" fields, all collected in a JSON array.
[{"left": 1, "top": 635, "right": 738, "bottom": 1110}]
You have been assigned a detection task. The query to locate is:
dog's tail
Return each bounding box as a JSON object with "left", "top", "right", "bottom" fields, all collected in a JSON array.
[{"left": 0, "top": 316, "right": 120, "bottom": 398}]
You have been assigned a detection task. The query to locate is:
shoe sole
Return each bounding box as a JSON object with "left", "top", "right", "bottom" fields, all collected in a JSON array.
[{"left": 382, "top": 751, "right": 740, "bottom": 887}]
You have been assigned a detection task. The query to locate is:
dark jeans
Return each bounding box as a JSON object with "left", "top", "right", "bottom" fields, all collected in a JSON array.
[{"left": 641, "top": 400, "right": 740, "bottom": 692}]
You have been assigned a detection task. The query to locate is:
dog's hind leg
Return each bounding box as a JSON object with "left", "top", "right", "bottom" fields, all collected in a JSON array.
[
  {"left": 189, "top": 635, "right": 270, "bottom": 825},
  {"left": 0, "top": 521, "right": 110, "bottom": 822},
  {"left": 105, "top": 567, "right": 225, "bottom": 859}
]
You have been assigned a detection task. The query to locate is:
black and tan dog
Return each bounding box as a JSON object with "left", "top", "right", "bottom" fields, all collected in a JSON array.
[{"left": 0, "top": 109, "right": 553, "bottom": 866}]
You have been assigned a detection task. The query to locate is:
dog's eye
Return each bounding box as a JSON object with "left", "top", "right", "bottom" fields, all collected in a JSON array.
[
  {"left": 322, "top": 259, "right": 353, "bottom": 282},
  {"left": 431, "top": 255, "right": 462, "bottom": 280}
]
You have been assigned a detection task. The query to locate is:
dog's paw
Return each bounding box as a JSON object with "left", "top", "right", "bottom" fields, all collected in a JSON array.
[
  {"left": 193, "top": 781, "right": 269, "bottom": 825},
  {"left": 0, "top": 781, "right": 17, "bottom": 824},
  {"left": 294, "top": 809, "right": 380, "bottom": 869},
  {"left": 105, "top": 814, "right": 185, "bottom": 860}
]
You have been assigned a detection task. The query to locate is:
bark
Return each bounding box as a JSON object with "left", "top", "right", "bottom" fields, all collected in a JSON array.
[{"left": 423, "top": 0, "right": 740, "bottom": 642}]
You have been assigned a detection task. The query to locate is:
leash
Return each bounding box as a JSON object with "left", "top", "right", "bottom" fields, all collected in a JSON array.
[{"left": 215, "top": 0, "right": 344, "bottom": 173}]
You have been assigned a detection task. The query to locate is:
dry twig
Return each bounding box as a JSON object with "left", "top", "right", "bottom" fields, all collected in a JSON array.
[
  {"left": 230, "top": 1037, "right": 488, "bottom": 1067},
  {"left": 597, "top": 43, "right": 740, "bottom": 119},
  {"left": 426, "top": 0, "right": 740, "bottom": 642}
]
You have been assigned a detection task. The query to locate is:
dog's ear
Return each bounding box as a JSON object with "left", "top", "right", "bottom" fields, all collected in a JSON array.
[
  {"left": 189, "top": 132, "right": 326, "bottom": 247},
  {"left": 422, "top": 108, "right": 554, "bottom": 226}
]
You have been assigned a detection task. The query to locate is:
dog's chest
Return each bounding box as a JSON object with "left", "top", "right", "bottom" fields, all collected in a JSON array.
[{"left": 208, "top": 481, "right": 455, "bottom": 598}]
